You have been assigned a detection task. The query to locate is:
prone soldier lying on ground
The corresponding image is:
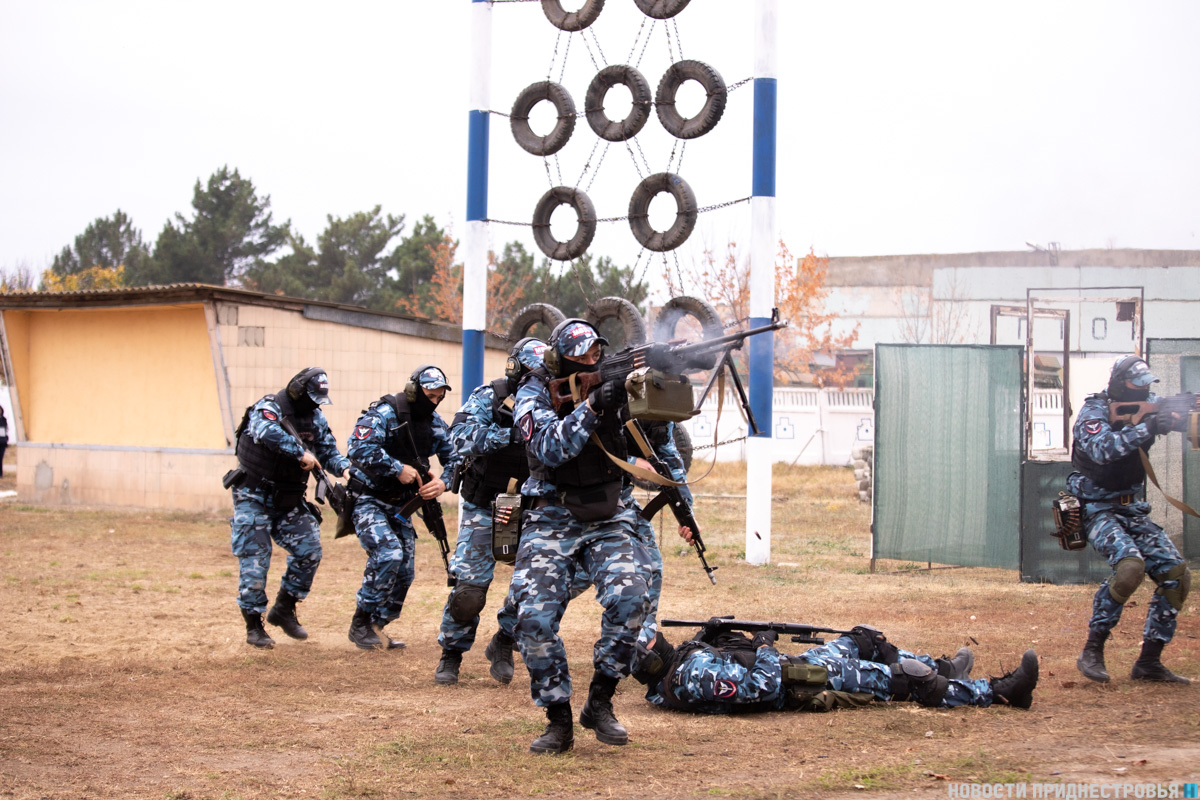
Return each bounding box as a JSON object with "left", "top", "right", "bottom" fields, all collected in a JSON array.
[{"left": 633, "top": 618, "right": 1039, "bottom": 714}]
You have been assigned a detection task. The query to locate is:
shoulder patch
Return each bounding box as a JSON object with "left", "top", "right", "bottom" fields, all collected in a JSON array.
[
  {"left": 261, "top": 409, "right": 278, "bottom": 421},
  {"left": 714, "top": 679, "right": 737, "bottom": 700},
  {"left": 518, "top": 412, "right": 534, "bottom": 442},
  {"left": 1084, "top": 420, "right": 1103, "bottom": 435},
  {"left": 354, "top": 425, "right": 373, "bottom": 440}
]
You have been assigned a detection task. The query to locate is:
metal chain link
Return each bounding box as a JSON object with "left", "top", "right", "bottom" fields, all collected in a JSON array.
[{"left": 693, "top": 435, "right": 749, "bottom": 452}]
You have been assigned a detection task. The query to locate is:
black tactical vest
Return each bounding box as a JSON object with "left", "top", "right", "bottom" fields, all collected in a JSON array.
[
  {"left": 455, "top": 378, "right": 530, "bottom": 506},
  {"left": 523, "top": 367, "right": 629, "bottom": 494},
  {"left": 1071, "top": 394, "right": 1151, "bottom": 491},
  {"left": 357, "top": 393, "right": 435, "bottom": 500},
  {"left": 235, "top": 391, "right": 315, "bottom": 492}
]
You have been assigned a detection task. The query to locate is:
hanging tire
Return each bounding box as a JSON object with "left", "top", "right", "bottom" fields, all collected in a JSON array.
[
  {"left": 628, "top": 172, "right": 697, "bottom": 253},
  {"left": 508, "top": 302, "right": 566, "bottom": 342},
  {"left": 532, "top": 186, "right": 596, "bottom": 261},
  {"left": 632, "top": 422, "right": 694, "bottom": 491},
  {"left": 633, "top": 0, "right": 691, "bottom": 19},
  {"left": 585, "top": 65, "right": 653, "bottom": 142},
  {"left": 655, "top": 60, "right": 726, "bottom": 140},
  {"left": 541, "top": 0, "right": 604, "bottom": 32},
  {"left": 511, "top": 81, "right": 576, "bottom": 157},
  {"left": 654, "top": 295, "right": 723, "bottom": 368},
  {"left": 586, "top": 296, "right": 647, "bottom": 349}
]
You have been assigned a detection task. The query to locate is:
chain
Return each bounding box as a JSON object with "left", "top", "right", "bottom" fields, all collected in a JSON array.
[
  {"left": 627, "top": 15, "right": 651, "bottom": 67},
  {"left": 726, "top": 77, "right": 753, "bottom": 92},
  {"left": 693, "top": 435, "right": 749, "bottom": 452}
]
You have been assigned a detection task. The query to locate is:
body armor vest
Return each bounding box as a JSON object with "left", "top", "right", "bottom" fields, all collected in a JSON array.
[
  {"left": 358, "top": 393, "right": 434, "bottom": 500},
  {"left": 1071, "top": 394, "right": 1151, "bottom": 491},
  {"left": 524, "top": 367, "right": 629, "bottom": 493},
  {"left": 236, "top": 391, "right": 314, "bottom": 492},
  {"left": 456, "top": 378, "right": 530, "bottom": 507}
]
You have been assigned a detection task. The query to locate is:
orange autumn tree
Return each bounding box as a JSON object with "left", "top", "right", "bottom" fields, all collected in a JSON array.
[
  {"left": 663, "top": 240, "right": 860, "bottom": 387},
  {"left": 395, "top": 232, "right": 526, "bottom": 332}
]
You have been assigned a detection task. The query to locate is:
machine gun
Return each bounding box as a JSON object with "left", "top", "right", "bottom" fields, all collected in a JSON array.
[
  {"left": 661, "top": 616, "right": 855, "bottom": 646},
  {"left": 396, "top": 423, "right": 456, "bottom": 588},
  {"left": 279, "top": 417, "right": 347, "bottom": 517},
  {"left": 548, "top": 309, "right": 788, "bottom": 432},
  {"left": 626, "top": 420, "right": 716, "bottom": 585},
  {"left": 1109, "top": 392, "right": 1199, "bottom": 446}
]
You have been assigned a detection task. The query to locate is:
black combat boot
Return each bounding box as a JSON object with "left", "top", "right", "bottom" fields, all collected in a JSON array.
[
  {"left": 1076, "top": 630, "right": 1111, "bottom": 683},
  {"left": 379, "top": 625, "right": 406, "bottom": 650},
  {"left": 1130, "top": 639, "right": 1190, "bottom": 683},
  {"left": 348, "top": 607, "right": 383, "bottom": 650},
  {"left": 266, "top": 589, "right": 308, "bottom": 640},
  {"left": 434, "top": 649, "right": 463, "bottom": 685},
  {"left": 240, "top": 608, "right": 275, "bottom": 650},
  {"left": 579, "top": 671, "right": 628, "bottom": 746},
  {"left": 485, "top": 630, "right": 516, "bottom": 684},
  {"left": 990, "top": 650, "right": 1039, "bottom": 709},
  {"left": 936, "top": 647, "right": 974, "bottom": 680},
  {"left": 529, "top": 702, "right": 574, "bottom": 755}
]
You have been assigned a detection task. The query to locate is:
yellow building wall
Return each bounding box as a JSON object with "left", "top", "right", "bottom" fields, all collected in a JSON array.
[{"left": 4, "top": 305, "right": 225, "bottom": 448}]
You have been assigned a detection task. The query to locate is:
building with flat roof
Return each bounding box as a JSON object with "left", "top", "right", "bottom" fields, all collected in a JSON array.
[{"left": 0, "top": 284, "right": 507, "bottom": 510}]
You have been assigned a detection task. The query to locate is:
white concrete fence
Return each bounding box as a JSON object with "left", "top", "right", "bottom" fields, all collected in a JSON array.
[{"left": 687, "top": 387, "right": 1065, "bottom": 465}]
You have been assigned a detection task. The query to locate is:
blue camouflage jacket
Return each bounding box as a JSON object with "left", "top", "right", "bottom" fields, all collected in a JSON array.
[
  {"left": 347, "top": 402, "right": 458, "bottom": 493},
  {"left": 451, "top": 384, "right": 517, "bottom": 459},
  {"left": 514, "top": 371, "right": 601, "bottom": 497},
  {"left": 244, "top": 396, "right": 350, "bottom": 476},
  {"left": 1067, "top": 392, "right": 1157, "bottom": 500},
  {"left": 646, "top": 644, "right": 786, "bottom": 713}
]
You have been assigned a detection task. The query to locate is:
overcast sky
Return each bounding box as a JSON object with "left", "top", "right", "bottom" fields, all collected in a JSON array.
[{"left": 3, "top": 1, "right": 1198, "bottom": 295}]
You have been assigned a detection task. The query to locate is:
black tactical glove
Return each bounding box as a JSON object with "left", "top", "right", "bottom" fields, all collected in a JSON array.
[
  {"left": 588, "top": 380, "right": 627, "bottom": 413},
  {"left": 751, "top": 630, "right": 779, "bottom": 649},
  {"left": 1158, "top": 393, "right": 1196, "bottom": 433},
  {"left": 511, "top": 423, "right": 525, "bottom": 443}
]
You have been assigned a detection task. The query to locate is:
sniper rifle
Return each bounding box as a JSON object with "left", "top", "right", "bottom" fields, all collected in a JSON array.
[{"left": 661, "top": 616, "right": 855, "bottom": 646}]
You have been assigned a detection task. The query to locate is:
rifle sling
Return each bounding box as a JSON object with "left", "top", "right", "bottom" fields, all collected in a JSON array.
[{"left": 1138, "top": 449, "right": 1200, "bottom": 518}]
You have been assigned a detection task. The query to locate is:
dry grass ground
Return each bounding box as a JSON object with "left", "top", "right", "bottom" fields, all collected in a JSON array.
[{"left": 0, "top": 461, "right": 1197, "bottom": 800}]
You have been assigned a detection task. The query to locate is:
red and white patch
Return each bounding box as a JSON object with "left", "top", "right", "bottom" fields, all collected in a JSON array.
[
  {"left": 1084, "top": 420, "right": 1103, "bottom": 435},
  {"left": 261, "top": 409, "right": 278, "bottom": 421},
  {"left": 714, "top": 679, "right": 737, "bottom": 700},
  {"left": 354, "top": 425, "right": 373, "bottom": 440},
  {"left": 518, "top": 413, "right": 534, "bottom": 442}
]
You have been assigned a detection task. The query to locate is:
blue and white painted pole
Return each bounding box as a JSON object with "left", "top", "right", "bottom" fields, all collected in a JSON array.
[
  {"left": 746, "top": 0, "right": 777, "bottom": 565},
  {"left": 462, "top": 0, "right": 492, "bottom": 397}
]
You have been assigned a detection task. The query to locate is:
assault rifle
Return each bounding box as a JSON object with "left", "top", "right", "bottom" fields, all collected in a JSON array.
[
  {"left": 661, "top": 616, "right": 855, "bottom": 646},
  {"left": 548, "top": 309, "right": 788, "bottom": 432},
  {"left": 396, "top": 423, "right": 456, "bottom": 588},
  {"left": 279, "top": 417, "right": 347, "bottom": 517},
  {"left": 1109, "top": 392, "right": 1199, "bottom": 439},
  {"left": 627, "top": 420, "right": 716, "bottom": 585}
]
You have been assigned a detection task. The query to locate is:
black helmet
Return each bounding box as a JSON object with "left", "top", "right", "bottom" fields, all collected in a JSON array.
[
  {"left": 287, "top": 367, "right": 331, "bottom": 406},
  {"left": 1108, "top": 355, "right": 1158, "bottom": 402},
  {"left": 543, "top": 318, "right": 608, "bottom": 377}
]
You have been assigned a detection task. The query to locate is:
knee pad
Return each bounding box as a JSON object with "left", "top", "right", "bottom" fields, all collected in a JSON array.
[
  {"left": 1152, "top": 563, "right": 1191, "bottom": 611},
  {"left": 448, "top": 584, "right": 488, "bottom": 623},
  {"left": 1108, "top": 556, "right": 1146, "bottom": 604},
  {"left": 889, "top": 658, "right": 949, "bottom": 707}
]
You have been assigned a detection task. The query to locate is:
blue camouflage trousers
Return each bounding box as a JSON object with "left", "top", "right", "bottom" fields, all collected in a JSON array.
[
  {"left": 512, "top": 500, "right": 652, "bottom": 707},
  {"left": 353, "top": 495, "right": 417, "bottom": 628},
  {"left": 496, "top": 492, "right": 663, "bottom": 646},
  {"left": 1083, "top": 500, "right": 1184, "bottom": 642},
  {"left": 800, "top": 637, "right": 994, "bottom": 708},
  {"left": 230, "top": 487, "right": 322, "bottom": 613},
  {"left": 438, "top": 500, "right": 500, "bottom": 652}
]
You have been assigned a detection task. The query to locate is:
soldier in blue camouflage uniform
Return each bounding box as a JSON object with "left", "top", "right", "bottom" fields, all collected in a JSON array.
[
  {"left": 345, "top": 365, "right": 459, "bottom": 651},
  {"left": 488, "top": 419, "right": 693, "bottom": 673},
  {"left": 511, "top": 318, "right": 654, "bottom": 755},
  {"left": 634, "top": 623, "right": 1039, "bottom": 713},
  {"left": 433, "top": 338, "right": 546, "bottom": 685},
  {"left": 1070, "top": 356, "right": 1193, "bottom": 684},
  {"left": 229, "top": 368, "right": 351, "bottom": 649}
]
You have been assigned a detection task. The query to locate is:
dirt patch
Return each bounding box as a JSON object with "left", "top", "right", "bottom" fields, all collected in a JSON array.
[{"left": 0, "top": 467, "right": 1197, "bottom": 799}]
